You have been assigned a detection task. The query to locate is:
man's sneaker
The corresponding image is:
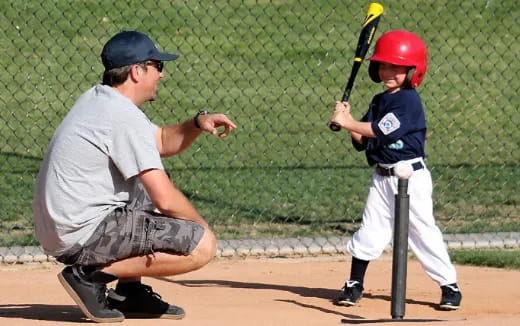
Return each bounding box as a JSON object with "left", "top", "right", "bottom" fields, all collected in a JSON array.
[
  {"left": 440, "top": 283, "right": 462, "bottom": 310},
  {"left": 336, "top": 280, "right": 364, "bottom": 306},
  {"left": 58, "top": 266, "right": 124, "bottom": 323},
  {"left": 107, "top": 282, "right": 185, "bottom": 319}
]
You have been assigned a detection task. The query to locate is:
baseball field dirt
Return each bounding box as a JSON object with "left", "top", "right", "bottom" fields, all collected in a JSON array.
[{"left": 0, "top": 255, "right": 518, "bottom": 325}]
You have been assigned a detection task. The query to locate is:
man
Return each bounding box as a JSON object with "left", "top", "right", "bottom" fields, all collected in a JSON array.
[{"left": 33, "top": 30, "right": 237, "bottom": 322}]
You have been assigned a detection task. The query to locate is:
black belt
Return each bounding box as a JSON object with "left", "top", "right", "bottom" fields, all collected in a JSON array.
[{"left": 375, "top": 162, "right": 424, "bottom": 177}]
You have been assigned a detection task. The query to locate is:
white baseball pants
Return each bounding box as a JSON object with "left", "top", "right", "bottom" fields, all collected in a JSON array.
[{"left": 347, "top": 160, "right": 457, "bottom": 286}]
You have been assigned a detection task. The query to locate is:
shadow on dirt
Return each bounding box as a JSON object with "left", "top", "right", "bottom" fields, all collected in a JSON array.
[
  {"left": 363, "top": 293, "right": 439, "bottom": 310},
  {"left": 167, "top": 278, "right": 438, "bottom": 309},
  {"left": 0, "top": 304, "right": 89, "bottom": 323},
  {"left": 165, "top": 278, "right": 338, "bottom": 299}
]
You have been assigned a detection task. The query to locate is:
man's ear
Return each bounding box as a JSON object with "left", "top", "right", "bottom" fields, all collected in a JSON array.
[{"left": 129, "top": 64, "right": 141, "bottom": 82}]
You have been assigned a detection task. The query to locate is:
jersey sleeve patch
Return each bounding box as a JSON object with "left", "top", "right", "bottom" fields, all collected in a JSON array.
[{"left": 377, "top": 112, "right": 401, "bottom": 135}]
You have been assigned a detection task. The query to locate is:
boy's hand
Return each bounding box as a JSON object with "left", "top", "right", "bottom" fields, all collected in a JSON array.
[{"left": 329, "top": 101, "right": 351, "bottom": 130}]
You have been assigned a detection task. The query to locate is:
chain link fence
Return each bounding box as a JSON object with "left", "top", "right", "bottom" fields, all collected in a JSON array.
[{"left": 0, "top": 0, "right": 518, "bottom": 248}]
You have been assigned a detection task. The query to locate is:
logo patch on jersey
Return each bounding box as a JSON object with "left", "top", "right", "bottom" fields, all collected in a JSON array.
[
  {"left": 378, "top": 113, "right": 400, "bottom": 135},
  {"left": 388, "top": 140, "right": 404, "bottom": 150}
]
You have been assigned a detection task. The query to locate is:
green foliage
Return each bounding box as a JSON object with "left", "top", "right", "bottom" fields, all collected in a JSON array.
[{"left": 0, "top": 1, "right": 518, "bottom": 245}]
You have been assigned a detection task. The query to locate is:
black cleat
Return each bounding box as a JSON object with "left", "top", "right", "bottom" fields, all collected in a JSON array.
[
  {"left": 439, "top": 283, "right": 462, "bottom": 310},
  {"left": 107, "top": 282, "right": 185, "bottom": 319},
  {"left": 58, "top": 266, "right": 124, "bottom": 323},
  {"left": 336, "top": 280, "right": 364, "bottom": 306}
]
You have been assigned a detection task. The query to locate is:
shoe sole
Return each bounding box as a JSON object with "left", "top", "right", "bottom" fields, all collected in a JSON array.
[
  {"left": 336, "top": 294, "right": 362, "bottom": 307},
  {"left": 122, "top": 312, "right": 185, "bottom": 320},
  {"left": 439, "top": 304, "right": 460, "bottom": 311},
  {"left": 58, "top": 272, "right": 124, "bottom": 323},
  {"left": 336, "top": 300, "right": 357, "bottom": 307}
]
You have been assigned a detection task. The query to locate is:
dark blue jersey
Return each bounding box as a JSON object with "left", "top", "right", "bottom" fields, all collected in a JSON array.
[{"left": 352, "top": 88, "right": 426, "bottom": 166}]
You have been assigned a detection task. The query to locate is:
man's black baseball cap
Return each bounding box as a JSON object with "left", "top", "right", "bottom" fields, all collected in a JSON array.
[{"left": 101, "top": 31, "right": 178, "bottom": 70}]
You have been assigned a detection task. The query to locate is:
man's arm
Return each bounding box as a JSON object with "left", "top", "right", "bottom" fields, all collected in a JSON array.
[
  {"left": 138, "top": 168, "right": 208, "bottom": 227},
  {"left": 155, "top": 113, "right": 237, "bottom": 157},
  {"left": 156, "top": 119, "right": 202, "bottom": 157}
]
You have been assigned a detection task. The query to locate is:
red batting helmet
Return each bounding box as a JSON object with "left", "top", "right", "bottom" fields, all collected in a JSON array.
[{"left": 368, "top": 30, "right": 428, "bottom": 88}]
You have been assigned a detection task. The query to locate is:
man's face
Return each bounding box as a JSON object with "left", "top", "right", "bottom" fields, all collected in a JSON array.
[{"left": 140, "top": 60, "right": 164, "bottom": 101}]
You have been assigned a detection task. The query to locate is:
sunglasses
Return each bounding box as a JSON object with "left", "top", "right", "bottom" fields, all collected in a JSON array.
[{"left": 146, "top": 60, "right": 164, "bottom": 72}]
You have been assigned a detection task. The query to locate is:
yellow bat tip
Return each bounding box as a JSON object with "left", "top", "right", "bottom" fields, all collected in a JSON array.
[
  {"left": 368, "top": 2, "right": 384, "bottom": 15},
  {"left": 363, "top": 2, "right": 384, "bottom": 26}
]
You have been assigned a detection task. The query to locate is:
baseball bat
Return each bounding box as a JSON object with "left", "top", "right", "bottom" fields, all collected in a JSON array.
[{"left": 329, "top": 2, "right": 384, "bottom": 132}]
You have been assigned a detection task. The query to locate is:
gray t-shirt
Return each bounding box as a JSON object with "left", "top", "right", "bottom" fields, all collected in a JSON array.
[{"left": 33, "top": 85, "right": 164, "bottom": 256}]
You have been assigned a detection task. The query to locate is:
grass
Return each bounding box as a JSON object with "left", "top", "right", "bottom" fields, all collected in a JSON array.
[
  {"left": 449, "top": 249, "right": 520, "bottom": 270},
  {"left": 0, "top": 0, "right": 519, "bottom": 246}
]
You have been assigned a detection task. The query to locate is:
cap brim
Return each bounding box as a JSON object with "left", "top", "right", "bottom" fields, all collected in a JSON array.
[{"left": 151, "top": 52, "right": 179, "bottom": 61}]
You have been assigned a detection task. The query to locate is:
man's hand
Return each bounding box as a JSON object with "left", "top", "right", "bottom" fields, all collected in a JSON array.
[{"left": 197, "top": 113, "right": 237, "bottom": 138}]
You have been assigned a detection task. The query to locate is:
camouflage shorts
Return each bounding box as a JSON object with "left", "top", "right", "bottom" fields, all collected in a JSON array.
[{"left": 56, "top": 182, "right": 205, "bottom": 266}]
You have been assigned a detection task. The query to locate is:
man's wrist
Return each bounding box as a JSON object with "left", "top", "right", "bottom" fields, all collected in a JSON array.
[{"left": 194, "top": 110, "right": 209, "bottom": 129}]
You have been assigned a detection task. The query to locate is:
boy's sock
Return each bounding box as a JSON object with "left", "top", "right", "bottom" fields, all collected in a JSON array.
[{"left": 350, "top": 257, "right": 369, "bottom": 284}]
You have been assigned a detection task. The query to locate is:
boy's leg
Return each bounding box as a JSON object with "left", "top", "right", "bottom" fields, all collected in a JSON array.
[
  {"left": 338, "top": 174, "right": 394, "bottom": 306},
  {"left": 336, "top": 257, "right": 369, "bottom": 306},
  {"left": 406, "top": 168, "right": 461, "bottom": 309},
  {"left": 350, "top": 256, "right": 370, "bottom": 283},
  {"left": 346, "top": 174, "right": 395, "bottom": 261}
]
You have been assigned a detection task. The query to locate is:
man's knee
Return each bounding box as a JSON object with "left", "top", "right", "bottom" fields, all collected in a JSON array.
[{"left": 191, "top": 228, "right": 217, "bottom": 268}]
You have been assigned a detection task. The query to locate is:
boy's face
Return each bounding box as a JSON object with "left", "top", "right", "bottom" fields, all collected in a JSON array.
[{"left": 378, "top": 62, "right": 410, "bottom": 93}]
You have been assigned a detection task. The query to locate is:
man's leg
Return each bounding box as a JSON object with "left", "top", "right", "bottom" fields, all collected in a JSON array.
[
  {"left": 57, "top": 204, "right": 212, "bottom": 321},
  {"left": 102, "top": 226, "right": 216, "bottom": 278},
  {"left": 98, "top": 227, "right": 215, "bottom": 319},
  {"left": 101, "top": 226, "right": 215, "bottom": 319}
]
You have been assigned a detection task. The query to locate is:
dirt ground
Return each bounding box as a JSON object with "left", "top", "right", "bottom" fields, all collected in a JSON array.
[{"left": 0, "top": 255, "right": 519, "bottom": 326}]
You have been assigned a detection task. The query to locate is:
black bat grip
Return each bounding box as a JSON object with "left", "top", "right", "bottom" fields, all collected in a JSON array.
[
  {"left": 329, "top": 122, "right": 342, "bottom": 132},
  {"left": 329, "top": 90, "right": 350, "bottom": 131}
]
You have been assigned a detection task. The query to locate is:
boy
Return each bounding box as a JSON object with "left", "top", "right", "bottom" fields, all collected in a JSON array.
[{"left": 329, "top": 30, "right": 462, "bottom": 310}]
